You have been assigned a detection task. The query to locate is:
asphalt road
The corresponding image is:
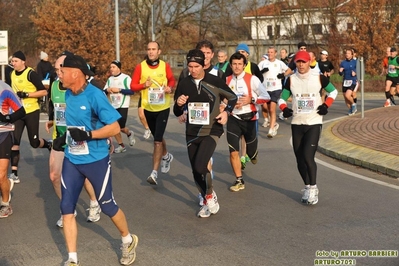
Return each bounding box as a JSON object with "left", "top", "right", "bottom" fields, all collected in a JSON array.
[{"left": 1, "top": 98, "right": 398, "bottom": 266}]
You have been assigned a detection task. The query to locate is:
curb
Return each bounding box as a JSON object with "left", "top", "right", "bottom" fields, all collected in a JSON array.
[{"left": 318, "top": 119, "right": 399, "bottom": 178}]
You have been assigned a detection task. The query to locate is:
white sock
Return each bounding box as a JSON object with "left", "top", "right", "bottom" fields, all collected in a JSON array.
[
  {"left": 1, "top": 201, "right": 9, "bottom": 206},
  {"left": 68, "top": 252, "right": 78, "bottom": 263},
  {"left": 162, "top": 153, "right": 169, "bottom": 160},
  {"left": 305, "top": 185, "right": 310, "bottom": 189},
  {"left": 310, "top": 185, "right": 317, "bottom": 188},
  {"left": 121, "top": 233, "right": 132, "bottom": 244},
  {"left": 90, "top": 200, "right": 98, "bottom": 207}
]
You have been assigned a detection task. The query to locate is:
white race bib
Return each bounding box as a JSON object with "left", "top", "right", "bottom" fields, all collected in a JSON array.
[
  {"left": 188, "top": 102, "right": 210, "bottom": 125},
  {"left": 66, "top": 126, "right": 89, "bottom": 155},
  {"left": 148, "top": 88, "right": 165, "bottom": 105},
  {"left": 295, "top": 93, "right": 316, "bottom": 114},
  {"left": 343, "top": 80, "right": 353, "bottom": 87},
  {"left": 110, "top": 93, "right": 123, "bottom": 108},
  {"left": 388, "top": 65, "right": 397, "bottom": 74},
  {"left": 54, "top": 103, "right": 66, "bottom": 126}
]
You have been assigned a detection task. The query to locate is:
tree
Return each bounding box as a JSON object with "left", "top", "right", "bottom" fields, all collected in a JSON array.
[
  {"left": 31, "top": 0, "right": 136, "bottom": 81},
  {"left": 0, "top": 0, "right": 38, "bottom": 60},
  {"left": 347, "top": 0, "right": 399, "bottom": 75}
]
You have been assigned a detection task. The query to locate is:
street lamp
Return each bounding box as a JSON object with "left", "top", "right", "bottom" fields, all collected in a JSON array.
[{"left": 115, "top": 0, "right": 120, "bottom": 61}]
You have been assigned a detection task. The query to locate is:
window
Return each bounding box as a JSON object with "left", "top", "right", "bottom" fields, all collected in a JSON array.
[
  {"left": 275, "top": 25, "right": 281, "bottom": 37},
  {"left": 311, "top": 24, "right": 322, "bottom": 35},
  {"left": 267, "top": 25, "right": 273, "bottom": 37}
]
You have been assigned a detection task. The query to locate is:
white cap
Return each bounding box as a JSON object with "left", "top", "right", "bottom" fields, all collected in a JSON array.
[
  {"left": 320, "top": 50, "right": 328, "bottom": 55},
  {"left": 40, "top": 51, "right": 48, "bottom": 60}
]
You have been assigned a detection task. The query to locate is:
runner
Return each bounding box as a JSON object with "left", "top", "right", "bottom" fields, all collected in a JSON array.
[
  {"left": 173, "top": 49, "right": 237, "bottom": 217},
  {"left": 130, "top": 41, "right": 176, "bottom": 185},
  {"left": 103, "top": 60, "right": 135, "bottom": 153}
]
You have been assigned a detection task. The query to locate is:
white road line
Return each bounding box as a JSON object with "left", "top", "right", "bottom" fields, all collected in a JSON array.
[{"left": 316, "top": 158, "right": 399, "bottom": 190}]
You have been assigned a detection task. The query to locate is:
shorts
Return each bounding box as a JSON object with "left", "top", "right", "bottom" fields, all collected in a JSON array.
[
  {"left": 267, "top": 90, "right": 282, "bottom": 103},
  {"left": 116, "top": 108, "right": 128, "bottom": 128},
  {"left": 0, "top": 133, "right": 12, "bottom": 159},
  {"left": 144, "top": 108, "right": 170, "bottom": 142},
  {"left": 342, "top": 82, "right": 358, "bottom": 93},
  {"left": 386, "top": 76, "right": 399, "bottom": 86}
]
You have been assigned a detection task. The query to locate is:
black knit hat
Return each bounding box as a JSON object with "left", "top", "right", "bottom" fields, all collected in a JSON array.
[
  {"left": 13, "top": 51, "right": 26, "bottom": 61},
  {"left": 186, "top": 49, "right": 205, "bottom": 67},
  {"left": 111, "top": 60, "right": 121, "bottom": 69}
]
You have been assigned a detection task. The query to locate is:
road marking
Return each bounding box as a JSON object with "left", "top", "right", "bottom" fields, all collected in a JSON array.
[{"left": 315, "top": 158, "right": 399, "bottom": 190}]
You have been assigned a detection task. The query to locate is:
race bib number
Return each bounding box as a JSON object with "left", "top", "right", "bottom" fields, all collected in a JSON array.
[
  {"left": 266, "top": 78, "right": 277, "bottom": 88},
  {"left": 343, "top": 80, "right": 353, "bottom": 87},
  {"left": 148, "top": 88, "right": 165, "bottom": 105},
  {"left": 54, "top": 103, "right": 66, "bottom": 126},
  {"left": 188, "top": 102, "right": 210, "bottom": 125},
  {"left": 66, "top": 126, "right": 89, "bottom": 155},
  {"left": 110, "top": 93, "right": 123, "bottom": 108},
  {"left": 388, "top": 65, "right": 397, "bottom": 74},
  {"left": 296, "top": 93, "right": 316, "bottom": 114}
]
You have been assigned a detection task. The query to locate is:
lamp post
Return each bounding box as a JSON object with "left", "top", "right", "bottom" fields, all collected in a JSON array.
[{"left": 115, "top": 0, "right": 120, "bottom": 61}]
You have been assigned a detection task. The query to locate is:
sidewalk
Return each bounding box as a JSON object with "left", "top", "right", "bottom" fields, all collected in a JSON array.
[{"left": 318, "top": 105, "right": 399, "bottom": 178}]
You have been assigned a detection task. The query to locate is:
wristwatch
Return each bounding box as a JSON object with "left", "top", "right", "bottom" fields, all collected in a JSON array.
[{"left": 251, "top": 97, "right": 255, "bottom": 104}]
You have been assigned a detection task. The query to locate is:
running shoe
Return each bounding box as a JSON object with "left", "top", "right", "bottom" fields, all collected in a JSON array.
[
  {"left": 230, "top": 179, "right": 245, "bottom": 192},
  {"left": 197, "top": 205, "right": 211, "bottom": 218},
  {"left": 383, "top": 99, "right": 391, "bottom": 107},
  {"left": 301, "top": 187, "right": 310, "bottom": 203},
  {"left": 63, "top": 259, "right": 80, "bottom": 266},
  {"left": 143, "top": 129, "right": 151, "bottom": 139},
  {"left": 240, "top": 156, "right": 246, "bottom": 170},
  {"left": 0, "top": 204, "right": 12, "bottom": 218},
  {"left": 250, "top": 153, "right": 258, "bottom": 165},
  {"left": 147, "top": 171, "right": 158, "bottom": 185},
  {"left": 261, "top": 118, "right": 270, "bottom": 128},
  {"left": 87, "top": 204, "right": 101, "bottom": 222},
  {"left": 267, "top": 123, "right": 279, "bottom": 138},
  {"left": 161, "top": 153, "right": 173, "bottom": 173},
  {"left": 351, "top": 104, "right": 357, "bottom": 115},
  {"left": 245, "top": 154, "right": 250, "bottom": 163},
  {"left": 9, "top": 173, "right": 20, "bottom": 184},
  {"left": 114, "top": 145, "right": 127, "bottom": 153},
  {"left": 206, "top": 191, "right": 219, "bottom": 215},
  {"left": 6, "top": 178, "right": 14, "bottom": 202},
  {"left": 120, "top": 234, "right": 139, "bottom": 265},
  {"left": 307, "top": 186, "right": 319, "bottom": 205},
  {"left": 128, "top": 130, "right": 136, "bottom": 146}
]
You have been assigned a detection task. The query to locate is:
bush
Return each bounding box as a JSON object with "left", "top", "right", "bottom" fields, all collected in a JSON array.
[{"left": 330, "top": 74, "right": 384, "bottom": 92}]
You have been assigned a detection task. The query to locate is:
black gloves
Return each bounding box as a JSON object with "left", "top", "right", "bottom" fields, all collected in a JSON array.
[
  {"left": 68, "top": 127, "right": 92, "bottom": 141},
  {"left": 53, "top": 134, "right": 66, "bottom": 151},
  {"left": 277, "top": 73, "right": 285, "bottom": 79},
  {"left": 282, "top": 107, "right": 293, "bottom": 118},
  {"left": 260, "top": 67, "right": 269, "bottom": 74},
  {"left": 0, "top": 113, "right": 10, "bottom": 123},
  {"left": 17, "top": 91, "right": 29, "bottom": 98},
  {"left": 317, "top": 103, "right": 329, "bottom": 115}
]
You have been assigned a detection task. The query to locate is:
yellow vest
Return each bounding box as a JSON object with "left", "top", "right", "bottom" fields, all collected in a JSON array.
[
  {"left": 139, "top": 60, "right": 170, "bottom": 112},
  {"left": 244, "top": 61, "right": 252, "bottom": 75},
  {"left": 11, "top": 67, "right": 40, "bottom": 114}
]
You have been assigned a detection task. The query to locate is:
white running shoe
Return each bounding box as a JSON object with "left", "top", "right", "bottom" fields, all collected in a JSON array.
[
  {"left": 114, "top": 145, "right": 127, "bottom": 153},
  {"left": 147, "top": 171, "right": 158, "bottom": 185},
  {"left": 63, "top": 259, "right": 80, "bottom": 266},
  {"left": 161, "top": 153, "right": 173, "bottom": 173},
  {"left": 261, "top": 118, "right": 270, "bottom": 128},
  {"left": 128, "top": 131, "right": 136, "bottom": 146},
  {"left": 197, "top": 205, "right": 211, "bottom": 218},
  {"left": 143, "top": 129, "right": 151, "bottom": 139},
  {"left": 307, "top": 186, "right": 319, "bottom": 205},
  {"left": 278, "top": 112, "right": 286, "bottom": 121},
  {"left": 205, "top": 191, "right": 219, "bottom": 215},
  {"left": 9, "top": 173, "right": 20, "bottom": 184},
  {"left": 301, "top": 187, "right": 310, "bottom": 203},
  {"left": 120, "top": 234, "right": 139, "bottom": 265},
  {"left": 87, "top": 204, "right": 101, "bottom": 222}
]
